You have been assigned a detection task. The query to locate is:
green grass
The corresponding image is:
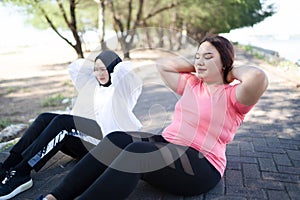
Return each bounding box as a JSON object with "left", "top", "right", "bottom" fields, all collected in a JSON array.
[
  {"left": 0, "top": 118, "right": 12, "bottom": 130},
  {"left": 242, "top": 44, "right": 254, "bottom": 52},
  {"left": 0, "top": 87, "right": 18, "bottom": 97},
  {"left": 6, "top": 87, "right": 18, "bottom": 94},
  {"left": 62, "top": 80, "right": 73, "bottom": 87},
  {"left": 238, "top": 44, "right": 299, "bottom": 68},
  {"left": 41, "top": 93, "right": 66, "bottom": 107},
  {"left": 239, "top": 44, "right": 267, "bottom": 60},
  {"left": 0, "top": 138, "right": 19, "bottom": 152},
  {"left": 20, "top": 87, "right": 32, "bottom": 93}
]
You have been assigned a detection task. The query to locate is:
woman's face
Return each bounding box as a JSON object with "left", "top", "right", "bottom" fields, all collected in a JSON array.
[
  {"left": 94, "top": 59, "right": 110, "bottom": 85},
  {"left": 194, "top": 41, "right": 224, "bottom": 84}
]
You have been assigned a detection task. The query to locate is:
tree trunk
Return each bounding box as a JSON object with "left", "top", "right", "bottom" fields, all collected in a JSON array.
[
  {"left": 107, "top": 0, "right": 180, "bottom": 58},
  {"left": 34, "top": 0, "right": 84, "bottom": 58},
  {"left": 118, "top": 35, "right": 131, "bottom": 59},
  {"left": 124, "top": 39, "right": 131, "bottom": 59},
  {"left": 144, "top": 23, "right": 152, "bottom": 49},
  {"left": 97, "top": 0, "right": 107, "bottom": 50},
  {"left": 74, "top": 43, "right": 84, "bottom": 58},
  {"left": 176, "top": 17, "right": 183, "bottom": 51},
  {"left": 167, "top": 30, "right": 173, "bottom": 51},
  {"left": 157, "top": 28, "right": 164, "bottom": 48},
  {"left": 69, "top": 0, "right": 84, "bottom": 58}
]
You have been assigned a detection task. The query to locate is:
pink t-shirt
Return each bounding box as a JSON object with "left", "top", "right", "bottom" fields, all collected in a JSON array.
[{"left": 162, "top": 73, "right": 254, "bottom": 176}]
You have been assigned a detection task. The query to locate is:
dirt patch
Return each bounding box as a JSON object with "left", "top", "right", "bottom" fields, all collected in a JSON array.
[{"left": 0, "top": 63, "right": 76, "bottom": 128}]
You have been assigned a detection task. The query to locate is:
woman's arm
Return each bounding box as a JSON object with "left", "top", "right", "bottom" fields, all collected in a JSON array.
[
  {"left": 69, "top": 59, "right": 95, "bottom": 91},
  {"left": 228, "top": 66, "right": 269, "bottom": 105},
  {"left": 156, "top": 57, "right": 195, "bottom": 92},
  {"left": 112, "top": 61, "right": 143, "bottom": 111}
]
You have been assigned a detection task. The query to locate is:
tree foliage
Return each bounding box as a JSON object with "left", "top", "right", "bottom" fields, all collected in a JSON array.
[
  {"left": 106, "top": 0, "right": 181, "bottom": 58},
  {"left": 2, "top": 0, "right": 275, "bottom": 58},
  {"left": 107, "top": 0, "right": 275, "bottom": 57},
  {"left": 179, "top": 0, "right": 275, "bottom": 41},
  {"left": 2, "top": 0, "right": 97, "bottom": 58}
]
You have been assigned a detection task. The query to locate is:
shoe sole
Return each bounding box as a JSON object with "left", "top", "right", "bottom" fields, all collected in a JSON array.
[{"left": 0, "top": 179, "right": 33, "bottom": 200}]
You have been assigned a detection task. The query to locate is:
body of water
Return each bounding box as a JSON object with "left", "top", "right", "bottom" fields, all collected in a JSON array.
[
  {"left": 244, "top": 37, "right": 300, "bottom": 63},
  {"left": 223, "top": 33, "right": 300, "bottom": 63}
]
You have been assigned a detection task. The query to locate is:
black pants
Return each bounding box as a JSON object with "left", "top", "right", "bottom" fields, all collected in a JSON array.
[
  {"left": 7, "top": 112, "right": 102, "bottom": 172},
  {"left": 51, "top": 131, "right": 221, "bottom": 200}
]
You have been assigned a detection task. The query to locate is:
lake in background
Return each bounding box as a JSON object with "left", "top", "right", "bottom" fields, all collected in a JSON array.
[{"left": 222, "top": 33, "right": 300, "bottom": 63}]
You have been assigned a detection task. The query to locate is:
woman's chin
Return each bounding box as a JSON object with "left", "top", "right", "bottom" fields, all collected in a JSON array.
[{"left": 98, "top": 79, "right": 109, "bottom": 85}]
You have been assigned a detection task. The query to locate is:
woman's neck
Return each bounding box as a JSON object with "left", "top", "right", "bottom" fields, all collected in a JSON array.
[
  {"left": 203, "top": 81, "right": 226, "bottom": 94},
  {"left": 203, "top": 79, "right": 224, "bottom": 87}
]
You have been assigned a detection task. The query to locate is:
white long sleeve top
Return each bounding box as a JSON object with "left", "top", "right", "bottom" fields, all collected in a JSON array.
[{"left": 68, "top": 59, "right": 143, "bottom": 137}]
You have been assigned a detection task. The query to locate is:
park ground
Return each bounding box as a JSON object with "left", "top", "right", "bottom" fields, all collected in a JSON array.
[
  {"left": 0, "top": 43, "right": 299, "bottom": 199},
  {"left": 0, "top": 43, "right": 299, "bottom": 131}
]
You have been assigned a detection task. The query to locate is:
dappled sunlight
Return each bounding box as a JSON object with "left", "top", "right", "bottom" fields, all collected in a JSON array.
[
  {"left": 0, "top": 72, "right": 75, "bottom": 124},
  {"left": 237, "top": 64, "right": 300, "bottom": 141}
]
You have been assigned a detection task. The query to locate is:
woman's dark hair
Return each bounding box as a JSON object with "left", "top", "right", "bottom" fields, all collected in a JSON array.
[
  {"left": 199, "top": 35, "right": 234, "bottom": 83},
  {"left": 94, "top": 50, "right": 122, "bottom": 87}
]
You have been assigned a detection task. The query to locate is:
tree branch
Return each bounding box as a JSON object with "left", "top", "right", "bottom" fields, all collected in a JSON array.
[
  {"left": 34, "top": 0, "right": 74, "bottom": 48},
  {"left": 147, "top": 0, "right": 160, "bottom": 14},
  {"left": 142, "top": 1, "right": 180, "bottom": 22},
  {"left": 56, "top": 0, "right": 72, "bottom": 29},
  {"left": 68, "top": 0, "right": 80, "bottom": 39},
  {"left": 127, "top": 0, "right": 132, "bottom": 30},
  {"left": 107, "top": 0, "right": 124, "bottom": 33},
  {"left": 132, "top": 0, "right": 143, "bottom": 29}
]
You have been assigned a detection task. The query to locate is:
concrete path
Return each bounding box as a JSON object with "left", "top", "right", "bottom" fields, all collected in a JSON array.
[{"left": 1, "top": 49, "right": 299, "bottom": 200}]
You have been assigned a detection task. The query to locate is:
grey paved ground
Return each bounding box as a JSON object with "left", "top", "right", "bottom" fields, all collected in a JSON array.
[{"left": 1, "top": 49, "right": 299, "bottom": 199}]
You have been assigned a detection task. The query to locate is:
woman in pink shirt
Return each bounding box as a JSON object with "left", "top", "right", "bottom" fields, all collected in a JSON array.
[{"left": 38, "top": 35, "right": 268, "bottom": 200}]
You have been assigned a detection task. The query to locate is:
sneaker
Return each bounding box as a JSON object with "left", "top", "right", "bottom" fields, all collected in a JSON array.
[
  {"left": 0, "top": 170, "right": 33, "bottom": 200},
  {"left": 0, "top": 163, "right": 8, "bottom": 182}
]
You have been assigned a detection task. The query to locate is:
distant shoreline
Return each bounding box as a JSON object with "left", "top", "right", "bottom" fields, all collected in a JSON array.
[{"left": 234, "top": 37, "right": 299, "bottom": 63}]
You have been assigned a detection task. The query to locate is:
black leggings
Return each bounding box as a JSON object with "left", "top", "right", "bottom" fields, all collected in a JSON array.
[
  {"left": 51, "top": 131, "right": 221, "bottom": 200},
  {"left": 7, "top": 112, "right": 102, "bottom": 171}
]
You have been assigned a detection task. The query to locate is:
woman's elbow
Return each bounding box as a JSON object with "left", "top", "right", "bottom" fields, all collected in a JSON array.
[{"left": 255, "top": 68, "right": 269, "bottom": 91}]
